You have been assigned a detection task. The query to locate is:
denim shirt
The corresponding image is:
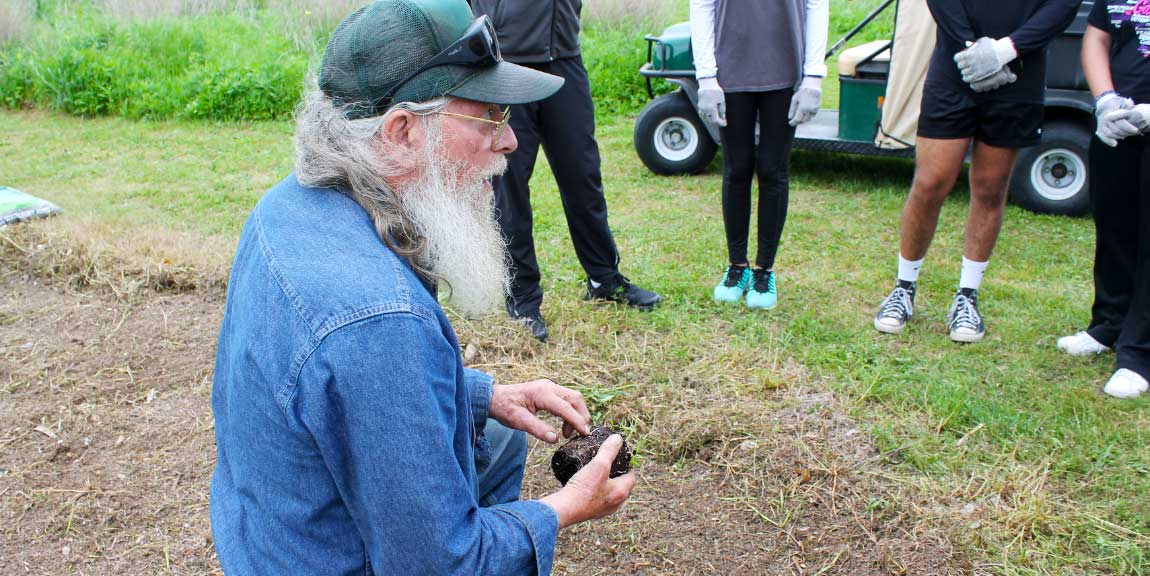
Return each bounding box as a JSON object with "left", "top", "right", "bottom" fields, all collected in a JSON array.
[{"left": 210, "top": 174, "right": 558, "bottom": 575}]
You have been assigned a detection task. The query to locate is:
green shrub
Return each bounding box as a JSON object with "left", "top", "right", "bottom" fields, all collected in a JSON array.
[
  {"left": 182, "top": 61, "right": 306, "bottom": 121},
  {"left": 0, "top": 13, "right": 308, "bottom": 120},
  {"left": 582, "top": 20, "right": 676, "bottom": 119},
  {"left": 0, "top": 50, "right": 36, "bottom": 108},
  {"left": 0, "top": 0, "right": 882, "bottom": 122}
]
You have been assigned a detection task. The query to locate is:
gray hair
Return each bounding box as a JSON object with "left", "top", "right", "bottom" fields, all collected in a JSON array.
[{"left": 293, "top": 83, "right": 449, "bottom": 266}]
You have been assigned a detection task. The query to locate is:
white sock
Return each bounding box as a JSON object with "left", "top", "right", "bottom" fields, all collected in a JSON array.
[
  {"left": 959, "top": 257, "right": 989, "bottom": 291},
  {"left": 898, "top": 254, "right": 923, "bottom": 284}
]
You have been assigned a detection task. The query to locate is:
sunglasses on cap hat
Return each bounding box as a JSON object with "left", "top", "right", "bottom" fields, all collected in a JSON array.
[{"left": 375, "top": 15, "right": 502, "bottom": 113}]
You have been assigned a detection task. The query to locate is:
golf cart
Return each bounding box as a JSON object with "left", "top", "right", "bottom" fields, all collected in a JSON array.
[{"left": 634, "top": 0, "right": 1096, "bottom": 216}]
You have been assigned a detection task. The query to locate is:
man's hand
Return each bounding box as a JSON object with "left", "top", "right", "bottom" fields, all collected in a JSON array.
[
  {"left": 1107, "top": 104, "right": 1150, "bottom": 140},
  {"left": 955, "top": 37, "right": 1017, "bottom": 84},
  {"left": 788, "top": 76, "right": 823, "bottom": 127},
  {"left": 1095, "top": 93, "right": 1137, "bottom": 147},
  {"left": 696, "top": 76, "right": 726, "bottom": 127},
  {"left": 489, "top": 380, "right": 591, "bottom": 443},
  {"left": 969, "top": 65, "right": 1017, "bottom": 93},
  {"left": 539, "top": 434, "right": 636, "bottom": 529}
]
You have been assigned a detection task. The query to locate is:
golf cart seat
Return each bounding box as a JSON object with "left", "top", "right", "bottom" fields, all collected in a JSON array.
[{"left": 837, "top": 40, "right": 891, "bottom": 78}]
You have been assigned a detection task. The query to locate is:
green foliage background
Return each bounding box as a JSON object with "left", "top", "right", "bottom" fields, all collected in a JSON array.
[
  {"left": 0, "top": 2, "right": 688, "bottom": 121},
  {"left": 0, "top": 0, "right": 896, "bottom": 121}
]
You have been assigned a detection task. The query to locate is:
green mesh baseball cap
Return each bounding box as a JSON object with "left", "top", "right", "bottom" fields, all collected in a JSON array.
[{"left": 319, "top": 0, "right": 563, "bottom": 119}]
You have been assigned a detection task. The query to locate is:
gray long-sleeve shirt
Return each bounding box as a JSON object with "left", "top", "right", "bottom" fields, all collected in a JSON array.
[{"left": 690, "top": 0, "right": 829, "bottom": 92}]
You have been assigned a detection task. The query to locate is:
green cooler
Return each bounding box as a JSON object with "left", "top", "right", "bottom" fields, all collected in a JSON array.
[{"left": 836, "top": 40, "right": 891, "bottom": 142}]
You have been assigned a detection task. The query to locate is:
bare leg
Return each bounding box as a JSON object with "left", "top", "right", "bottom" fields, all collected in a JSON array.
[
  {"left": 963, "top": 140, "right": 1019, "bottom": 261},
  {"left": 899, "top": 137, "right": 972, "bottom": 261}
]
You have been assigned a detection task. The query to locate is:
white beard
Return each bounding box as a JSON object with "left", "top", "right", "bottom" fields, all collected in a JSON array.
[{"left": 399, "top": 132, "right": 511, "bottom": 319}]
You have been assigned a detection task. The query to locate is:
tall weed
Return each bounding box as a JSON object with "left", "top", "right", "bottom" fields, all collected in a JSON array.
[
  {"left": 581, "top": 0, "right": 679, "bottom": 28},
  {"left": 266, "top": 0, "right": 362, "bottom": 52},
  {"left": 0, "top": 1, "right": 33, "bottom": 46}
]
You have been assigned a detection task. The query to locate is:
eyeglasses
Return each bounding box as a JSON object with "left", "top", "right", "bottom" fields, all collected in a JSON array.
[
  {"left": 432, "top": 105, "right": 513, "bottom": 149},
  {"left": 376, "top": 15, "right": 502, "bottom": 113}
]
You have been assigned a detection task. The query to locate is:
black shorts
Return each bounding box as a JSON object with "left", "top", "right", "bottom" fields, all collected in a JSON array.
[{"left": 917, "top": 83, "right": 1044, "bottom": 148}]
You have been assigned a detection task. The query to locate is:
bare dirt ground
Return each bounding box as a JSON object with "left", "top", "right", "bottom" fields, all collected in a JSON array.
[{"left": 1, "top": 227, "right": 973, "bottom": 575}]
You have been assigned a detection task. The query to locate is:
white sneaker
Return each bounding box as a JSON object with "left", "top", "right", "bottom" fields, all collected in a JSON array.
[
  {"left": 1103, "top": 369, "right": 1149, "bottom": 399},
  {"left": 1056, "top": 331, "right": 1109, "bottom": 356}
]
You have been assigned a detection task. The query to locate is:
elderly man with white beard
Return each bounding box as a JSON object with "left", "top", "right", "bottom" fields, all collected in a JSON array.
[{"left": 208, "top": 1, "right": 637, "bottom": 574}]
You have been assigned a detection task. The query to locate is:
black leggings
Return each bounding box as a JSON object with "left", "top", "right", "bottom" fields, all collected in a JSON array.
[
  {"left": 719, "top": 89, "right": 796, "bottom": 269},
  {"left": 1086, "top": 135, "right": 1150, "bottom": 381}
]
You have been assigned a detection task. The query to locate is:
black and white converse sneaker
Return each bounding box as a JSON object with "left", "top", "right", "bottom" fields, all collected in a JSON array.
[
  {"left": 874, "top": 280, "right": 916, "bottom": 334},
  {"left": 947, "top": 288, "right": 985, "bottom": 343}
]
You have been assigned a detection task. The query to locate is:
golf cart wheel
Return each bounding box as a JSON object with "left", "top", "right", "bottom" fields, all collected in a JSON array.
[
  {"left": 1010, "top": 120, "right": 1091, "bottom": 216},
  {"left": 634, "top": 91, "right": 717, "bottom": 175}
]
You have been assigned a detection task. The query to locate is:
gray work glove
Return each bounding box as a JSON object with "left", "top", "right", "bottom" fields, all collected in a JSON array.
[
  {"left": 1094, "top": 92, "right": 1137, "bottom": 147},
  {"left": 696, "top": 76, "right": 726, "bottom": 127},
  {"left": 954, "top": 37, "right": 1017, "bottom": 84},
  {"left": 969, "top": 64, "right": 1017, "bottom": 93},
  {"left": 788, "top": 76, "right": 823, "bottom": 127},
  {"left": 1107, "top": 103, "right": 1150, "bottom": 139}
]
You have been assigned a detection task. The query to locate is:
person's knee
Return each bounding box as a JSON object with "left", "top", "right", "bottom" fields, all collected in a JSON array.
[
  {"left": 968, "top": 170, "right": 1011, "bottom": 202},
  {"left": 724, "top": 152, "right": 756, "bottom": 184},
  {"left": 968, "top": 169, "right": 1011, "bottom": 208},
  {"left": 485, "top": 420, "right": 528, "bottom": 471},
  {"left": 912, "top": 163, "right": 958, "bottom": 196},
  {"left": 505, "top": 428, "right": 528, "bottom": 461},
  {"left": 909, "top": 172, "right": 953, "bottom": 208},
  {"left": 756, "top": 157, "right": 790, "bottom": 187}
]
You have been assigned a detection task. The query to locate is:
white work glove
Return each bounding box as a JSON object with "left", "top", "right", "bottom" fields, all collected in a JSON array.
[
  {"left": 969, "top": 65, "right": 1017, "bottom": 93},
  {"left": 1107, "top": 103, "right": 1150, "bottom": 138},
  {"left": 696, "top": 76, "right": 726, "bottom": 127},
  {"left": 788, "top": 76, "right": 823, "bottom": 127},
  {"left": 955, "top": 37, "right": 1017, "bottom": 84},
  {"left": 1094, "top": 92, "right": 1137, "bottom": 147}
]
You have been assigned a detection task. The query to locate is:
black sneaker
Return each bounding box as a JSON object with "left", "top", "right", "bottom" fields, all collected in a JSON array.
[
  {"left": 947, "top": 288, "right": 985, "bottom": 343},
  {"left": 873, "top": 280, "right": 916, "bottom": 334},
  {"left": 507, "top": 304, "right": 549, "bottom": 342},
  {"left": 584, "top": 274, "right": 662, "bottom": 311}
]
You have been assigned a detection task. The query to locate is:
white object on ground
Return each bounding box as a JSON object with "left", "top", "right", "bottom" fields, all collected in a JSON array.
[
  {"left": 1056, "top": 331, "right": 1109, "bottom": 356},
  {"left": 0, "top": 186, "right": 61, "bottom": 225},
  {"left": 1103, "top": 369, "right": 1149, "bottom": 399}
]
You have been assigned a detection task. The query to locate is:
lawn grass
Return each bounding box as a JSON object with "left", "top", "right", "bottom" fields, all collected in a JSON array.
[{"left": 3, "top": 104, "right": 1148, "bottom": 573}]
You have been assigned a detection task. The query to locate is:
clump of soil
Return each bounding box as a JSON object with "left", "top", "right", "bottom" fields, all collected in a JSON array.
[{"left": 551, "top": 425, "right": 631, "bottom": 485}]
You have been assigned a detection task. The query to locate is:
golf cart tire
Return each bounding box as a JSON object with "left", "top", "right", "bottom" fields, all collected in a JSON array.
[
  {"left": 1010, "top": 120, "right": 1091, "bottom": 217},
  {"left": 634, "top": 92, "right": 717, "bottom": 175}
]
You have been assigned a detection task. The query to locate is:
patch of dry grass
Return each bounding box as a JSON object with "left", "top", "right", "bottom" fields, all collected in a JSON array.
[
  {"left": 581, "top": 0, "right": 677, "bottom": 27},
  {"left": 98, "top": 0, "right": 258, "bottom": 20},
  {"left": 0, "top": 1, "right": 31, "bottom": 45},
  {"left": 268, "top": 0, "right": 365, "bottom": 51},
  {"left": 0, "top": 219, "right": 231, "bottom": 298},
  {"left": 0, "top": 233, "right": 971, "bottom": 574}
]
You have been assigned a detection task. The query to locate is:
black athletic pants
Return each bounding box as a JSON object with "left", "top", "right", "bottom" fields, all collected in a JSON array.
[
  {"left": 719, "top": 89, "right": 796, "bottom": 270},
  {"left": 1086, "top": 135, "right": 1150, "bottom": 381},
  {"left": 492, "top": 55, "right": 619, "bottom": 313}
]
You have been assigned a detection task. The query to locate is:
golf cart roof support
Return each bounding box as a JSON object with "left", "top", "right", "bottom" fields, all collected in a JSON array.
[{"left": 826, "top": 0, "right": 897, "bottom": 59}]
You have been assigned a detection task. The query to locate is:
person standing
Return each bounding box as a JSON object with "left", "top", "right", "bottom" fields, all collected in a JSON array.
[
  {"left": 469, "top": 0, "right": 662, "bottom": 342},
  {"left": 1056, "top": 0, "right": 1150, "bottom": 398},
  {"left": 690, "top": 0, "right": 829, "bottom": 310},
  {"left": 872, "top": 0, "right": 1080, "bottom": 343}
]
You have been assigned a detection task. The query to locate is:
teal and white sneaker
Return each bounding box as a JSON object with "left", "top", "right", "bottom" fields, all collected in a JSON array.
[
  {"left": 745, "top": 268, "right": 777, "bottom": 310},
  {"left": 713, "top": 265, "right": 751, "bottom": 303}
]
